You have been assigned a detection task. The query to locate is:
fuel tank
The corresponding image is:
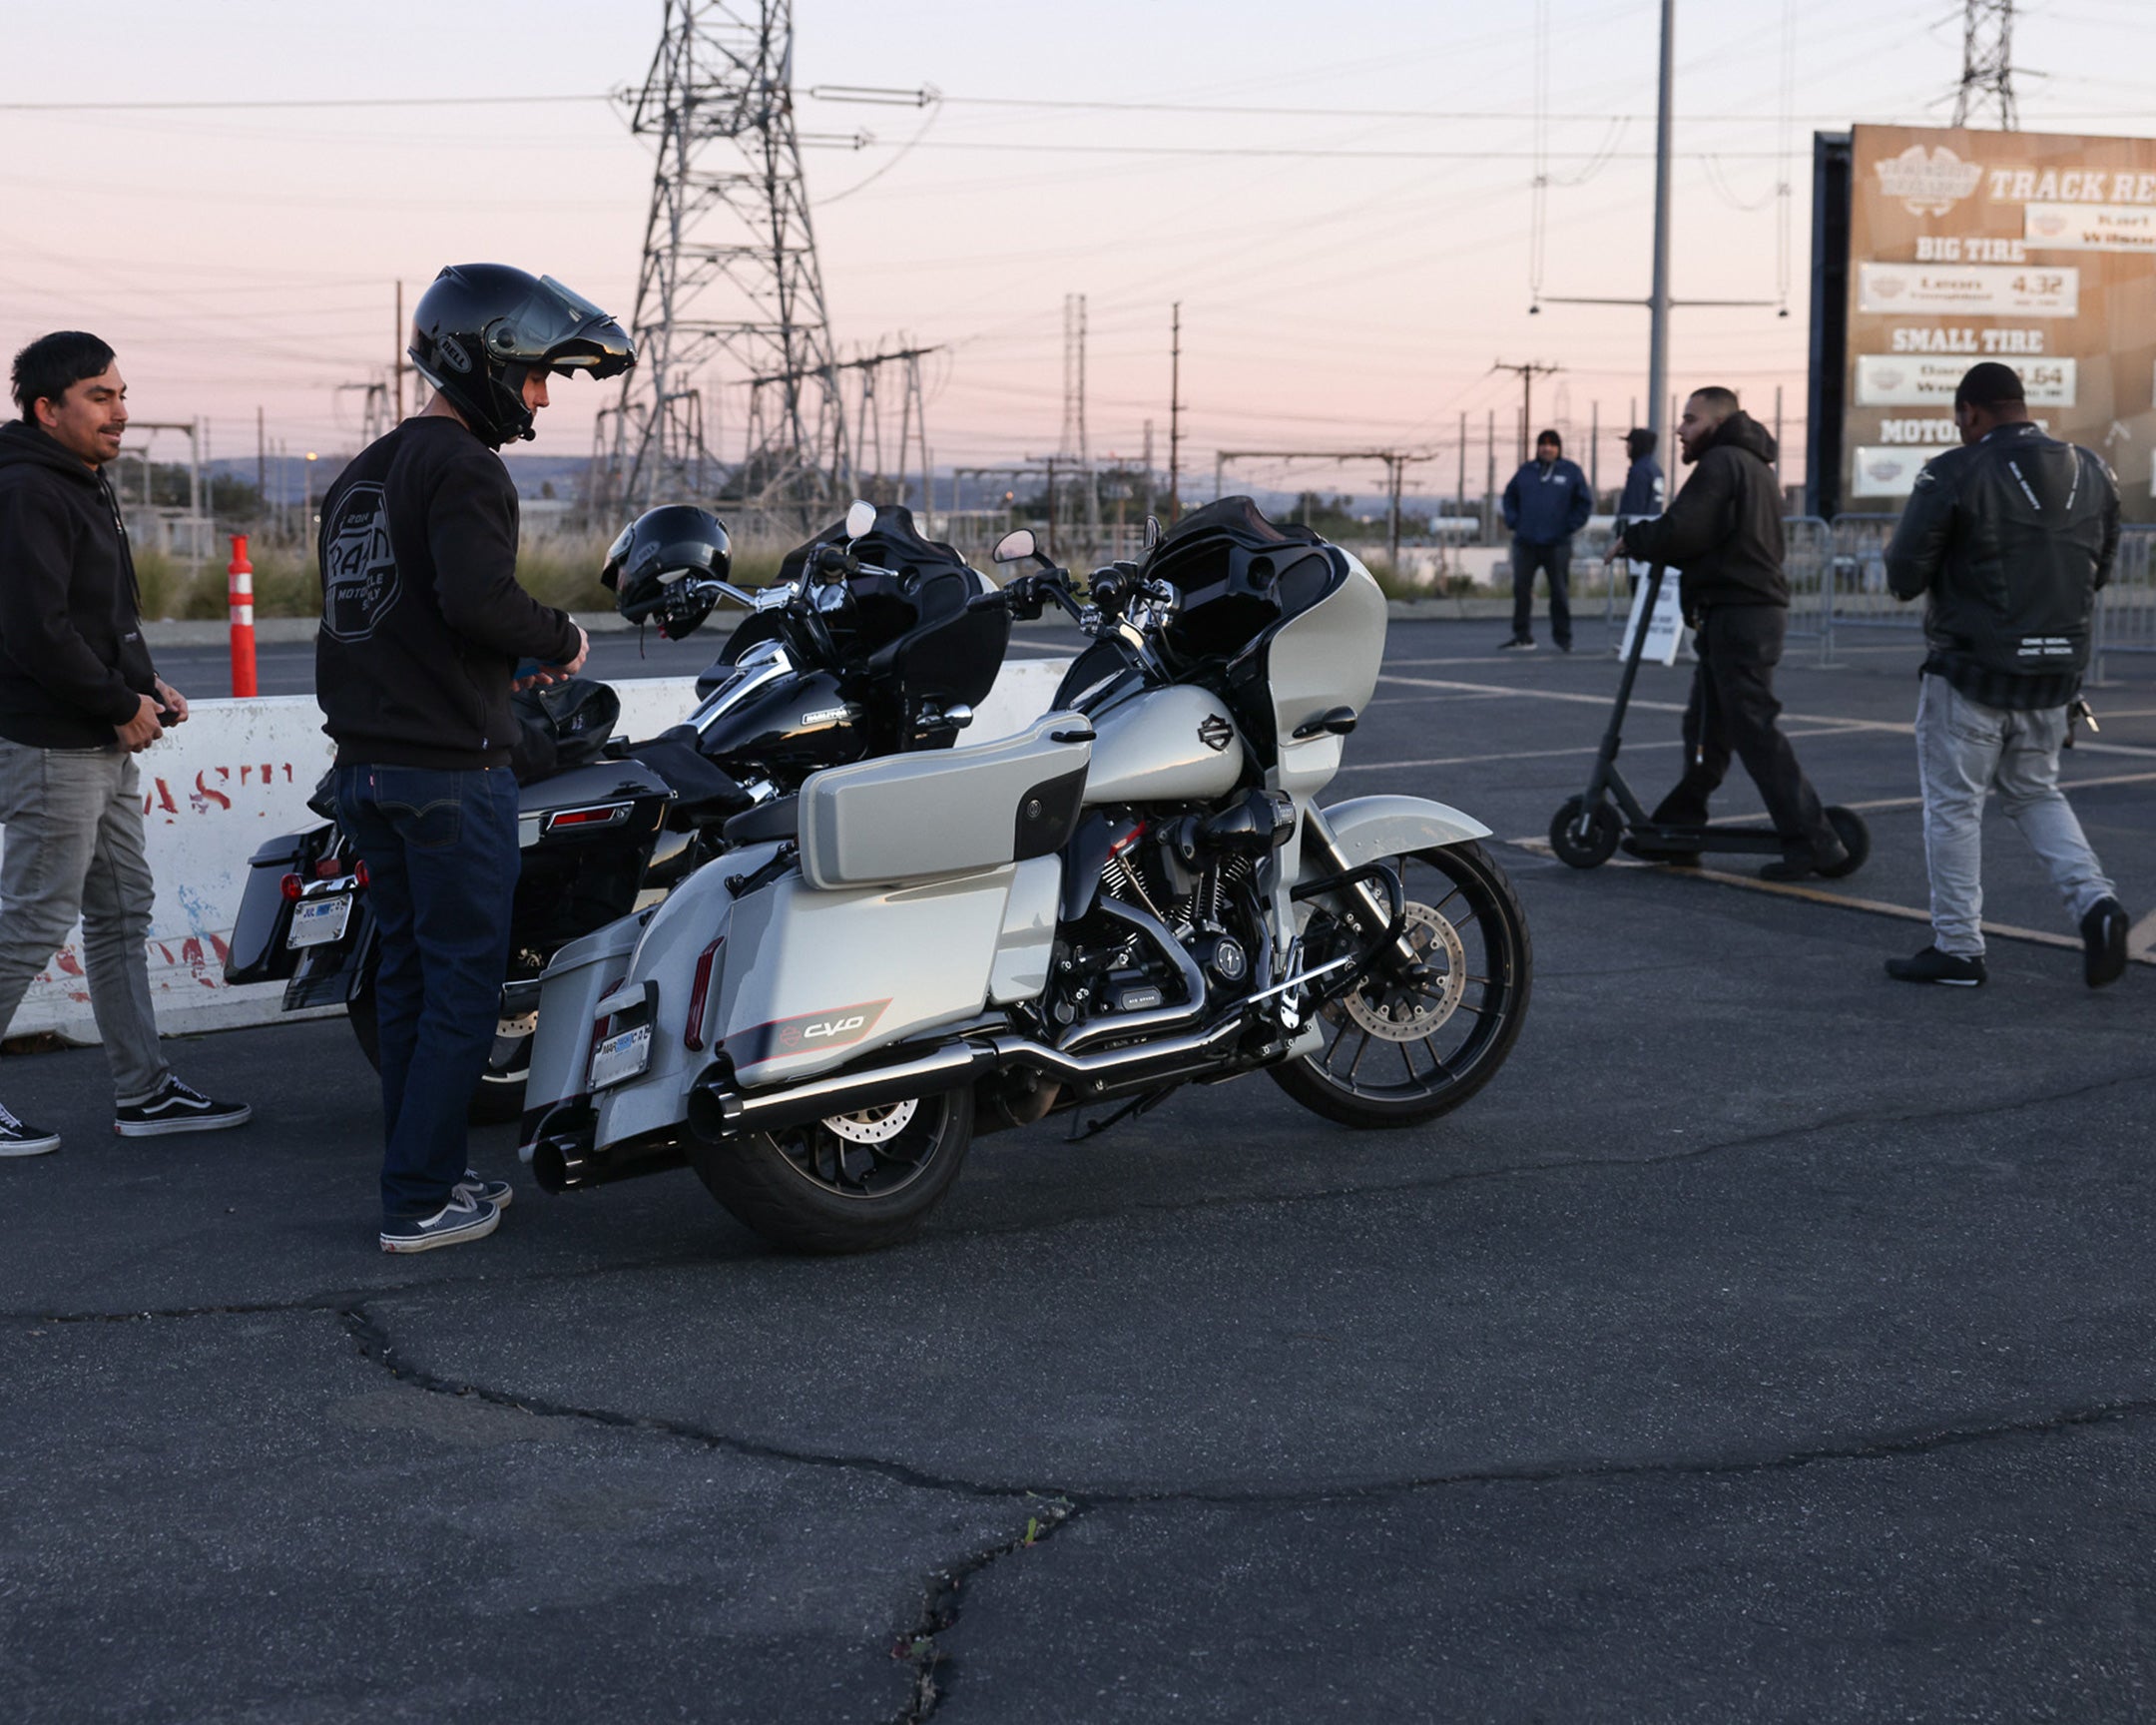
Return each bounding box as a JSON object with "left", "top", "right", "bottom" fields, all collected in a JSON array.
[
  {"left": 1081, "top": 684, "right": 1245, "bottom": 806},
  {"left": 695, "top": 666, "right": 868, "bottom": 780}
]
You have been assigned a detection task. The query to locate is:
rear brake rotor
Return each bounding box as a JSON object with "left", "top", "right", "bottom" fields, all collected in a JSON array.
[
  {"left": 1337, "top": 901, "right": 1466, "bottom": 1041},
  {"left": 821, "top": 1098, "right": 919, "bottom": 1145}
]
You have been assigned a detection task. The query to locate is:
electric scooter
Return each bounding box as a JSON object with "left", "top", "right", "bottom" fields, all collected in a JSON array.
[{"left": 1546, "top": 561, "right": 1870, "bottom": 873}]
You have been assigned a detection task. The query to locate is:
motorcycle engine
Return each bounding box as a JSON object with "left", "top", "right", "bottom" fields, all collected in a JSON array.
[{"left": 1043, "top": 791, "right": 1293, "bottom": 1034}]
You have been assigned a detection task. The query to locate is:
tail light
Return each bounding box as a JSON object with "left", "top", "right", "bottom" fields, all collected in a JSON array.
[
  {"left": 684, "top": 938, "right": 724, "bottom": 1051},
  {"left": 279, "top": 873, "right": 303, "bottom": 901},
  {"left": 354, "top": 860, "right": 369, "bottom": 889}
]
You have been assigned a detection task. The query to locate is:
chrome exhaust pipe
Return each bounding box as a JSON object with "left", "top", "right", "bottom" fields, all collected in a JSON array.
[{"left": 689, "top": 1040, "right": 997, "bottom": 1141}]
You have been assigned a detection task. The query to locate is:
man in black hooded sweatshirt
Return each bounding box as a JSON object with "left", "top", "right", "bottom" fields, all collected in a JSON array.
[
  {"left": 1615, "top": 386, "right": 1848, "bottom": 880},
  {"left": 0, "top": 331, "right": 250, "bottom": 1155}
]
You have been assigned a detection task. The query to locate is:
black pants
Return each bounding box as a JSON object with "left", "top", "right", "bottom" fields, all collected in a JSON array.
[
  {"left": 1652, "top": 605, "right": 1836, "bottom": 856},
  {"left": 1509, "top": 537, "right": 1571, "bottom": 646}
]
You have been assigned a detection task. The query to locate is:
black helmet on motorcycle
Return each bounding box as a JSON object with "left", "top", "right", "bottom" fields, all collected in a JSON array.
[
  {"left": 407, "top": 264, "right": 636, "bottom": 449},
  {"left": 602, "top": 504, "right": 734, "bottom": 640}
]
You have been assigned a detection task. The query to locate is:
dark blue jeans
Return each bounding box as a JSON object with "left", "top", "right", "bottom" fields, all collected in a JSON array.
[
  {"left": 334, "top": 765, "right": 519, "bottom": 1223},
  {"left": 1510, "top": 536, "right": 1573, "bottom": 647}
]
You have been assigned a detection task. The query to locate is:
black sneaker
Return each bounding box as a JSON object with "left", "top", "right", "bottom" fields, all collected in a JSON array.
[
  {"left": 1620, "top": 837, "right": 1701, "bottom": 867},
  {"left": 0, "top": 1103, "right": 59, "bottom": 1158},
  {"left": 1761, "top": 838, "right": 1850, "bottom": 882},
  {"left": 456, "top": 1169, "right": 513, "bottom": 1209},
  {"left": 380, "top": 1190, "right": 501, "bottom": 1254},
  {"left": 2082, "top": 896, "right": 2129, "bottom": 989},
  {"left": 113, "top": 1076, "right": 253, "bottom": 1137},
  {"left": 1497, "top": 636, "right": 1536, "bottom": 652},
  {"left": 1554, "top": 640, "right": 1573, "bottom": 654},
  {"left": 1886, "top": 945, "right": 1986, "bottom": 987}
]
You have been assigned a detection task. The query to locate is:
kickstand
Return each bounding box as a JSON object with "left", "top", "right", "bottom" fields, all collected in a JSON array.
[{"left": 1064, "top": 1086, "right": 1176, "bottom": 1143}]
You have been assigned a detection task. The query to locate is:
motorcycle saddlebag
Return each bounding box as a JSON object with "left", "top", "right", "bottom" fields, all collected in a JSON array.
[{"left": 796, "top": 711, "right": 1091, "bottom": 889}]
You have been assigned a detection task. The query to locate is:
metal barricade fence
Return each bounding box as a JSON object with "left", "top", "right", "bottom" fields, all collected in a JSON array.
[{"left": 2093, "top": 526, "right": 2156, "bottom": 682}]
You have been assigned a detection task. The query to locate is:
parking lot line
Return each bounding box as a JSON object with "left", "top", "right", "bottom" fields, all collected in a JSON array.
[
  {"left": 1508, "top": 837, "right": 2156, "bottom": 968},
  {"left": 1341, "top": 725, "right": 1860, "bottom": 776}
]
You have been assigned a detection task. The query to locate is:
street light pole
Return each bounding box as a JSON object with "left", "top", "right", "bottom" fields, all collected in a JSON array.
[{"left": 1647, "top": 0, "right": 1675, "bottom": 464}]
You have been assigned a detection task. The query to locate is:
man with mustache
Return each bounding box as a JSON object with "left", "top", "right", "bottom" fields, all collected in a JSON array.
[{"left": 0, "top": 331, "right": 251, "bottom": 1155}]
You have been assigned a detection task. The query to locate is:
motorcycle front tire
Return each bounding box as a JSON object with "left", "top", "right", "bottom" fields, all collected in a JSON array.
[
  {"left": 346, "top": 981, "right": 528, "bottom": 1127},
  {"left": 688, "top": 1086, "right": 973, "bottom": 1255}
]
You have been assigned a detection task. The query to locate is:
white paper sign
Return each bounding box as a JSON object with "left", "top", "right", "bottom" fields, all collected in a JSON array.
[
  {"left": 2024, "top": 201, "right": 2156, "bottom": 253},
  {"left": 1858, "top": 262, "right": 2079, "bottom": 317},
  {"left": 1618, "top": 565, "right": 1685, "bottom": 667},
  {"left": 1856, "top": 353, "right": 2075, "bottom": 407},
  {"left": 1849, "top": 445, "right": 1933, "bottom": 497}
]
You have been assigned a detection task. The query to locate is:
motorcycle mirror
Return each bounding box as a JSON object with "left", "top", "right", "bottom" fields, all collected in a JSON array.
[
  {"left": 992, "top": 528, "right": 1037, "bottom": 564},
  {"left": 1144, "top": 514, "right": 1163, "bottom": 550},
  {"left": 844, "top": 499, "right": 877, "bottom": 541}
]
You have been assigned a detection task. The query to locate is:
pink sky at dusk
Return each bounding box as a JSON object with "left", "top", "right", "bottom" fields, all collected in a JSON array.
[{"left": 3, "top": 0, "right": 2151, "bottom": 507}]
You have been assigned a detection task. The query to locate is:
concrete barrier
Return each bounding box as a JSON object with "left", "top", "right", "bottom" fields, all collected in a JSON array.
[{"left": 1, "top": 658, "right": 1071, "bottom": 1044}]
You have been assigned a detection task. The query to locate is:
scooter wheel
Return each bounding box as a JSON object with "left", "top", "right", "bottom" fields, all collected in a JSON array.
[
  {"left": 1548, "top": 796, "right": 1621, "bottom": 869},
  {"left": 1820, "top": 806, "right": 1870, "bottom": 877}
]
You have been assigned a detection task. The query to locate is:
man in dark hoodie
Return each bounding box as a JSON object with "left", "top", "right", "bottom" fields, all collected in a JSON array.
[
  {"left": 0, "top": 331, "right": 251, "bottom": 1155},
  {"left": 318, "top": 265, "right": 632, "bottom": 1254},
  {"left": 1615, "top": 386, "right": 1848, "bottom": 879}
]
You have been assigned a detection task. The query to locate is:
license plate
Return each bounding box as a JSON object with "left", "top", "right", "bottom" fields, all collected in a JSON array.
[
  {"left": 287, "top": 895, "right": 352, "bottom": 949},
  {"left": 590, "top": 1024, "right": 652, "bottom": 1090}
]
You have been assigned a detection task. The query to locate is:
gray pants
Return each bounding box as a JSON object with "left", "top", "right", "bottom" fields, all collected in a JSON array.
[
  {"left": 0, "top": 740, "right": 168, "bottom": 1101},
  {"left": 1915, "top": 675, "right": 2114, "bottom": 958}
]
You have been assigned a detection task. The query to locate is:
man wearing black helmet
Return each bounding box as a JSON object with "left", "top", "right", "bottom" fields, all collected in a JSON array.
[{"left": 315, "top": 264, "right": 634, "bottom": 1253}]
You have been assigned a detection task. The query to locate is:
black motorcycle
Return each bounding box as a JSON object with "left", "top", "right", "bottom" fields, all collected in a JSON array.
[{"left": 223, "top": 502, "right": 1011, "bottom": 1121}]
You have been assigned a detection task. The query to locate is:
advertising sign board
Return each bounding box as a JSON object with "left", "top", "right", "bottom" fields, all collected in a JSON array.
[{"left": 1819, "top": 125, "right": 2156, "bottom": 518}]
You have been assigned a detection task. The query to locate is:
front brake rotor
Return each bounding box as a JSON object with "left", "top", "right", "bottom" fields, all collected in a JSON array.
[{"left": 1337, "top": 901, "right": 1466, "bottom": 1041}]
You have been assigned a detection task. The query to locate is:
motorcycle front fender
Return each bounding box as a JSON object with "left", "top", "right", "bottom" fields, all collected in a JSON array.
[{"left": 1303, "top": 795, "right": 1492, "bottom": 872}]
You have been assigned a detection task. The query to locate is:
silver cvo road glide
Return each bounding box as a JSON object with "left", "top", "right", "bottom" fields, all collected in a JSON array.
[{"left": 518, "top": 497, "right": 1533, "bottom": 1253}]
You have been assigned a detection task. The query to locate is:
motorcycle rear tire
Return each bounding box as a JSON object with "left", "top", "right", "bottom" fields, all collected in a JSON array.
[
  {"left": 688, "top": 1086, "right": 973, "bottom": 1255},
  {"left": 346, "top": 982, "right": 529, "bottom": 1128},
  {"left": 1271, "top": 839, "right": 1532, "bottom": 1129}
]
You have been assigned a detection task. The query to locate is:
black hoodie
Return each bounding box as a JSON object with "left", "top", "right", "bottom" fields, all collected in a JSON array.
[
  {"left": 1618, "top": 409, "right": 1788, "bottom": 616},
  {"left": 0, "top": 420, "right": 159, "bottom": 749}
]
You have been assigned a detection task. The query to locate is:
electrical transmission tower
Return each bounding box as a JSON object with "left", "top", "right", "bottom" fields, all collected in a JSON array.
[
  {"left": 1061, "top": 294, "right": 1100, "bottom": 556},
  {"left": 1951, "top": 0, "right": 2017, "bottom": 130},
  {"left": 593, "top": 0, "right": 849, "bottom": 531}
]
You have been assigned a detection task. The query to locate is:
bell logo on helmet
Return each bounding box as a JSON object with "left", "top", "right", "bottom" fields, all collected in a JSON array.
[{"left": 435, "top": 335, "right": 473, "bottom": 375}]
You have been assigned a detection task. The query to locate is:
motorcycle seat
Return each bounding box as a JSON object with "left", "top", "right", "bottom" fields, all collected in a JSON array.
[
  {"left": 722, "top": 795, "right": 799, "bottom": 848},
  {"left": 625, "top": 731, "right": 756, "bottom": 830}
]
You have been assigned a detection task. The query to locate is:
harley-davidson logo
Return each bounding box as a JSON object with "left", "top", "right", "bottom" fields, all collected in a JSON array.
[
  {"left": 1874, "top": 145, "right": 1984, "bottom": 217},
  {"left": 1197, "top": 715, "right": 1234, "bottom": 753}
]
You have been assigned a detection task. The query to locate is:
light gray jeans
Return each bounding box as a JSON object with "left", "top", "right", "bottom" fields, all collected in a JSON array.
[
  {"left": 1915, "top": 675, "right": 2115, "bottom": 958},
  {"left": 0, "top": 739, "right": 168, "bottom": 1101}
]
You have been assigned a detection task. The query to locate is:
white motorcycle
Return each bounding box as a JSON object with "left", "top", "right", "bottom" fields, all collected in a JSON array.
[{"left": 517, "top": 498, "right": 1532, "bottom": 1252}]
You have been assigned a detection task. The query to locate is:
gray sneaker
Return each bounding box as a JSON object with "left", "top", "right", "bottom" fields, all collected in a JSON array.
[
  {"left": 380, "top": 1190, "right": 501, "bottom": 1254},
  {"left": 0, "top": 1103, "right": 59, "bottom": 1157}
]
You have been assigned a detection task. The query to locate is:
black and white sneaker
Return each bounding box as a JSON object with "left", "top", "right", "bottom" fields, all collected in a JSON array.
[
  {"left": 113, "top": 1076, "right": 254, "bottom": 1137},
  {"left": 2082, "top": 896, "right": 2129, "bottom": 990},
  {"left": 1496, "top": 636, "right": 1536, "bottom": 652},
  {"left": 1885, "top": 945, "right": 1986, "bottom": 987},
  {"left": 380, "top": 1191, "right": 501, "bottom": 1254},
  {"left": 455, "top": 1169, "right": 513, "bottom": 1209},
  {"left": 0, "top": 1103, "right": 60, "bottom": 1157}
]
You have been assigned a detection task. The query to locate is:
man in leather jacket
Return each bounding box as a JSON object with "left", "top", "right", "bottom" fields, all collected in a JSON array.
[
  {"left": 1882, "top": 361, "right": 2129, "bottom": 989},
  {"left": 1615, "top": 386, "right": 1848, "bottom": 879}
]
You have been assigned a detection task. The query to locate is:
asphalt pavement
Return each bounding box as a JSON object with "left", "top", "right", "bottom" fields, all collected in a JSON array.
[{"left": 6, "top": 615, "right": 2155, "bottom": 1722}]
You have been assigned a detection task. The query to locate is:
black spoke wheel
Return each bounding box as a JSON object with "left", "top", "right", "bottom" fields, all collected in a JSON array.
[
  {"left": 348, "top": 977, "right": 529, "bottom": 1127},
  {"left": 688, "top": 1086, "right": 973, "bottom": 1254},
  {"left": 1821, "top": 805, "right": 1870, "bottom": 877},
  {"left": 1548, "top": 795, "right": 1621, "bottom": 869},
  {"left": 1271, "top": 840, "right": 1532, "bottom": 1129}
]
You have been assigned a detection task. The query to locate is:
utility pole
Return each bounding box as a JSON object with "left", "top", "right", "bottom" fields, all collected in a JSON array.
[
  {"left": 1456, "top": 410, "right": 1467, "bottom": 521},
  {"left": 1484, "top": 409, "right": 1496, "bottom": 541},
  {"left": 256, "top": 406, "right": 265, "bottom": 502},
  {"left": 1951, "top": 0, "right": 2018, "bottom": 129},
  {"left": 1141, "top": 419, "right": 1155, "bottom": 520},
  {"left": 594, "top": 0, "right": 847, "bottom": 529},
  {"left": 1167, "top": 302, "right": 1184, "bottom": 522},
  {"left": 1492, "top": 360, "right": 1561, "bottom": 464},
  {"left": 393, "top": 281, "right": 406, "bottom": 421},
  {"left": 1589, "top": 399, "right": 1600, "bottom": 495},
  {"left": 1648, "top": 0, "right": 1673, "bottom": 467}
]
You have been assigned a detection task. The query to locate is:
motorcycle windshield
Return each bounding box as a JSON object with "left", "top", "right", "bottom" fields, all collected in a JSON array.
[{"left": 486, "top": 276, "right": 636, "bottom": 378}]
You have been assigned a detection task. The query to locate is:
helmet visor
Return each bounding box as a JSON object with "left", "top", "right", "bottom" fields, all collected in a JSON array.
[{"left": 484, "top": 276, "right": 637, "bottom": 379}]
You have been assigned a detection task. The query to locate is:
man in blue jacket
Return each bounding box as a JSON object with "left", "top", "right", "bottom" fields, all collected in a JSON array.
[{"left": 1499, "top": 429, "right": 1593, "bottom": 651}]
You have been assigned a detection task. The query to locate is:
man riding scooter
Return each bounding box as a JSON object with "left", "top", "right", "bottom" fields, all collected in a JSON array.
[{"left": 1612, "top": 386, "right": 1850, "bottom": 881}]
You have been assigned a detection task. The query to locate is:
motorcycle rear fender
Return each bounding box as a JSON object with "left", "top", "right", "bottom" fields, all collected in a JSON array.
[
  {"left": 223, "top": 827, "right": 329, "bottom": 985},
  {"left": 523, "top": 904, "right": 657, "bottom": 1124},
  {"left": 281, "top": 896, "right": 377, "bottom": 1011}
]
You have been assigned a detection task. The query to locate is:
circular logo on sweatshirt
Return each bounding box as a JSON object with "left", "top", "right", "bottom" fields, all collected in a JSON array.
[{"left": 320, "top": 481, "right": 401, "bottom": 642}]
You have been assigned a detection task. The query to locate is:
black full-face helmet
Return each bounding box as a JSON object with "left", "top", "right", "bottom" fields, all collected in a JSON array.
[
  {"left": 601, "top": 504, "right": 733, "bottom": 639},
  {"left": 407, "top": 264, "right": 635, "bottom": 448}
]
